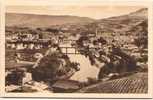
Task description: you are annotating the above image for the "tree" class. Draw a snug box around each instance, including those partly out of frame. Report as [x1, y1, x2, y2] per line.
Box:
[31, 54, 61, 82]
[36, 28, 42, 31]
[28, 29, 38, 35]
[98, 45, 137, 79]
[76, 35, 89, 47]
[45, 28, 59, 33]
[31, 53, 80, 83]
[134, 35, 148, 49]
[97, 37, 107, 45]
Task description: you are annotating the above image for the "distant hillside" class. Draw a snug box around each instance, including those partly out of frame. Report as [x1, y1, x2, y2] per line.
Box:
[59, 8, 148, 36]
[6, 8, 148, 36]
[91, 8, 148, 34]
[129, 8, 148, 18]
[6, 13, 95, 28]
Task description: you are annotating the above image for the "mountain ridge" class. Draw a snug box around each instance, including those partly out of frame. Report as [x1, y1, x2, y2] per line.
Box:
[6, 8, 148, 34]
[6, 13, 95, 28]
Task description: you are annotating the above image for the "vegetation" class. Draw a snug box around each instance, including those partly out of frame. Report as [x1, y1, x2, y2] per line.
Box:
[134, 33, 148, 49]
[31, 53, 79, 83]
[5, 8, 148, 93]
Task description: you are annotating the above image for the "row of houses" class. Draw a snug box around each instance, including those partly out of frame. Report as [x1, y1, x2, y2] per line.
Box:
[6, 32, 46, 41]
[6, 39, 52, 50]
[5, 29, 69, 50]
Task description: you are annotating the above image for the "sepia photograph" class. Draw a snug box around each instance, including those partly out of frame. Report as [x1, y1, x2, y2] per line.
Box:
[2, 0, 153, 98]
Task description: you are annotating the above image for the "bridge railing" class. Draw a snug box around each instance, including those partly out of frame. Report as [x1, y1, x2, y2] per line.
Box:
[59, 46, 103, 54]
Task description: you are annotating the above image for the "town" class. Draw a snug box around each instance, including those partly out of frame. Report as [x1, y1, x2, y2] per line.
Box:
[5, 8, 148, 93]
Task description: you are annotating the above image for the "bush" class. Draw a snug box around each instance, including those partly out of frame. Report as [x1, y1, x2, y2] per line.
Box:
[31, 53, 80, 83]
[31, 54, 62, 82]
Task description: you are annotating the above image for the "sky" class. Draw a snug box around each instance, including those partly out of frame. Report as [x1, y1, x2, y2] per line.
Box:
[6, 0, 145, 19]
[6, 6, 144, 19]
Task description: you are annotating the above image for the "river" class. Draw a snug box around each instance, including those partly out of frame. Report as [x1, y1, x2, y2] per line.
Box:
[59, 43, 100, 82]
[69, 54, 100, 82]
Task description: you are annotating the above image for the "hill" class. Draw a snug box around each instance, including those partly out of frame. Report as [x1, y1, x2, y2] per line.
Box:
[58, 8, 148, 38]
[6, 13, 95, 28]
[91, 8, 148, 34]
